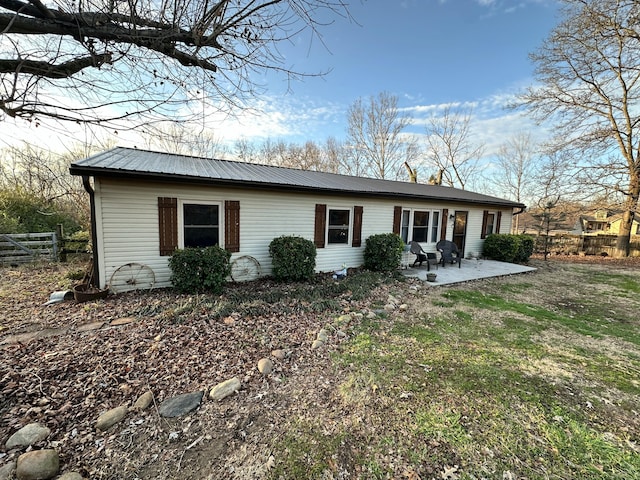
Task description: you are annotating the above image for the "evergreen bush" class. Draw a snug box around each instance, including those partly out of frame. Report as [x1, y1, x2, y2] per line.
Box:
[269, 235, 317, 281]
[364, 233, 404, 272]
[168, 246, 231, 293]
[483, 234, 534, 263]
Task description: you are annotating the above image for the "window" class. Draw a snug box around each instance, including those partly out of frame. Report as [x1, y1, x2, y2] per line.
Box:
[398, 209, 441, 244]
[412, 211, 430, 242]
[481, 210, 500, 239]
[183, 203, 219, 248]
[328, 208, 350, 244]
[485, 213, 495, 236]
[159, 198, 240, 255]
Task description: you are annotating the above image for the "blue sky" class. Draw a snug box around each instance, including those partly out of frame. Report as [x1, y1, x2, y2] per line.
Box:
[210, 0, 561, 146]
[2, 0, 561, 155]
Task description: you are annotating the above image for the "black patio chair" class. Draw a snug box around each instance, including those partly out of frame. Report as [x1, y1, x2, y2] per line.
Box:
[436, 240, 462, 268]
[410, 241, 438, 271]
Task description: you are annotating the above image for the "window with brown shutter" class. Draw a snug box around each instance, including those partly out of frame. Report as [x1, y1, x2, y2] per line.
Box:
[352, 206, 363, 247]
[158, 197, 178, 256]
[496, 211, 502, 234]
[314, 204, 326, 248]
[225, 200, 240, 253]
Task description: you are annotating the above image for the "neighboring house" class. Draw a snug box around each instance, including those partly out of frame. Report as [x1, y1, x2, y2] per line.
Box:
[573, 209, 640, 235]
[69, 147, 526, 291]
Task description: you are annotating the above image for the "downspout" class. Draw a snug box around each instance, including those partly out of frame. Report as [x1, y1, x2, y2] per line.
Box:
[513, 206, 526, 215]
[82, 176, 99, 288]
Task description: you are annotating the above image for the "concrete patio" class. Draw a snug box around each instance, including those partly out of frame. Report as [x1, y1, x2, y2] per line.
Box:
[401, 258, 537, 286]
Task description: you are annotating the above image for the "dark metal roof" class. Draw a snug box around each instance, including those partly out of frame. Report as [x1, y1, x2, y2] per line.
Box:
[70, 147, 525, 208]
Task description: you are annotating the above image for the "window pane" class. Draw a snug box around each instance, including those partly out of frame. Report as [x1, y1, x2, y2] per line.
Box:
[185, 227, 219, 248]
[486, 213, 495, 235]
[401, 210, 410, 243]
[184, 204, 219, 247]
[430, 211, 440, 243]
[185, 204, 218, 226]
[412, 211, 429, 243]
[329, 209, 350, 226]
[328, 209, 350, 244]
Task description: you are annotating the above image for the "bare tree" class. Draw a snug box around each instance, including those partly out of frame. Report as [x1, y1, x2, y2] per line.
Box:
[146, 123, 228, 158]
[346, 91, 416, 180]
[530, 150, 574, 259]
[493, 132, 540, 232]
[424, 105, 484, 190]
[0, 0, 350, 128]
[518, 0, 640, 257]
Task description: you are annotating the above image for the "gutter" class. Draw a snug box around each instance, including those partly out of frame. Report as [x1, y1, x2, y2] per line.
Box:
[513, 206, 526, 215]
[82, 176, 100, 288]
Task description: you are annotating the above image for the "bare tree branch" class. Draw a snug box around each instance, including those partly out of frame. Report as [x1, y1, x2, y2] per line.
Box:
[0, 0, 351, 127]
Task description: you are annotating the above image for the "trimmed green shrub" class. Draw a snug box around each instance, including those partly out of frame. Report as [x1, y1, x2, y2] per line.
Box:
[169, 246, 231, 293]
[269, 235, 317, 281]
[364, 233, 404, 272]
[483, 234, 534, 263]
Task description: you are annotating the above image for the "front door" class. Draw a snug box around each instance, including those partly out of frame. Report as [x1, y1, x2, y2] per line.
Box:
[453, 211, 468, 256]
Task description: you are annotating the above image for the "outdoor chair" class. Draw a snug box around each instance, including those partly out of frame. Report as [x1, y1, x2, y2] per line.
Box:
[436, 240, 462, 268]
[410, 241, 438, 271]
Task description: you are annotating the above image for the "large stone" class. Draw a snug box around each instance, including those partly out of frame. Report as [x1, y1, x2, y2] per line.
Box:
[0, 461, 16, 480]
[209, 377, 241, 401]
[158, 391, 204, 418]
[58, 473, 84, 480]
[96, 405, 128, 431]
[132, 391, 154, 411]
[271, 349, 286, 360]
[6, 423, 50, 449]
[257, 358, 273, 375]
[317, 329, 329, 342]
[16, 449, 59, 480]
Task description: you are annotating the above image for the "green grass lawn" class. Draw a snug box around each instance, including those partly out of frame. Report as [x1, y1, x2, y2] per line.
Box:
[270, 262, 640, 479]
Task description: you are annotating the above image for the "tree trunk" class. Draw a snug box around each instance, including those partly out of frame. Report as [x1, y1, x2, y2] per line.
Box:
[615, 215, 631, 257]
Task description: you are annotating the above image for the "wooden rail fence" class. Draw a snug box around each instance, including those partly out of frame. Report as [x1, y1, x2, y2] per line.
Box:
[534, 234, 640, 257]
[0, 232, 58, 265]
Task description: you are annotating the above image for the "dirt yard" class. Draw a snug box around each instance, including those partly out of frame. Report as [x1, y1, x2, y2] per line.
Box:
[1, 256, 639, 479]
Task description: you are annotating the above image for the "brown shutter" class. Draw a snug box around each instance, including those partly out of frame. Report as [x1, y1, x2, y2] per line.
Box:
[314, 204, 326, 248]
[496, 211, 502, 234]
[393, 206, 402, 234]
[158, 197, 178, 256]
[225, 200, 240, 253]
[481, 210, 489, 239]
[440, 208, 448, 240]
[352, 206, 363, 247]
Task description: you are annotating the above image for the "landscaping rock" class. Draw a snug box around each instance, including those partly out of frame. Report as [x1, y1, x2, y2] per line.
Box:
[158, 391, 204, 418]
[6, 423, 50, 449]
[96, 405, 128, 431]
[257, 358, 273, 375]
[132, 391, 154, 411]
[110, 316, 136, 326]
[311, 339, 324, 349]
[317, 329, 329, 342]
[0, 461, 16, 480]
[271, 349, 286, 360]
[58, 473, 84, 480]
[16, 449, 59, 480]
[210, 377, 241, 401]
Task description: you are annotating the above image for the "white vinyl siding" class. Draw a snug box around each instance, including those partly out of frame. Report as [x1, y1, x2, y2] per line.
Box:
[93, 177, 514, 288]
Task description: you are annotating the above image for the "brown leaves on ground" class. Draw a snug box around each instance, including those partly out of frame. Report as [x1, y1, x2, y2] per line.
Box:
[0, 262, 394, 479]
